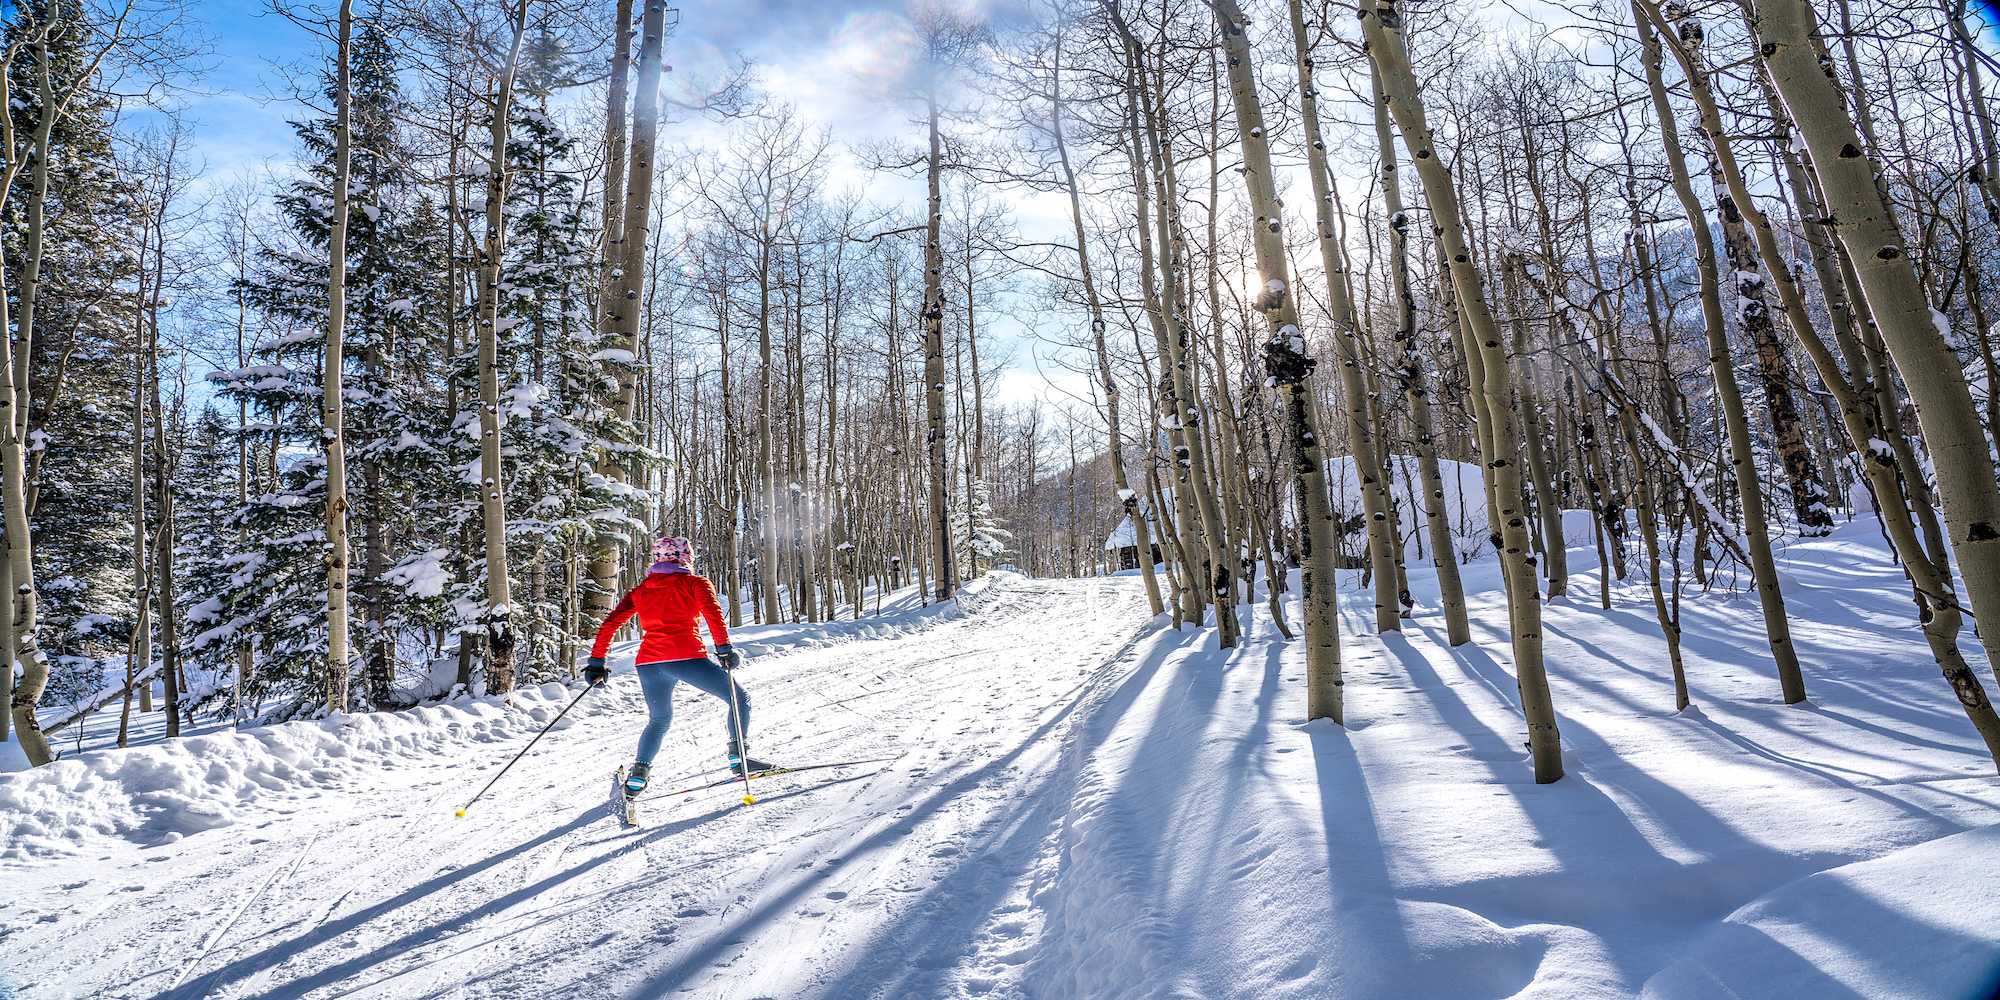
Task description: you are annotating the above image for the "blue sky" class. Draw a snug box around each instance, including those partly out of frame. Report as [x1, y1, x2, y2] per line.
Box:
[155, 0, 1079, 404]
[162, 0, 979, 184]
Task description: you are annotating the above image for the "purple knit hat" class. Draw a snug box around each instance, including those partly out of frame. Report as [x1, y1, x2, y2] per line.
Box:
[649, 536, 694, 573]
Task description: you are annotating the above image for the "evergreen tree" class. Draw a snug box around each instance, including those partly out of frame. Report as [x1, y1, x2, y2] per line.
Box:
[199, 18, 457, 716]
[952, 478, 1012, 578]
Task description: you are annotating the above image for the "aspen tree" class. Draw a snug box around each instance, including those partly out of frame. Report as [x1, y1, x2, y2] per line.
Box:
[1112, 39, 1202, 626]
[593, 0, 667, 622]
[906, 4, 978, 605]
[322, 0, 355, 712]
[1630, 0, 1807, 704]
[128, 318, 152, 735]
[1945, 0, 2000, 224]
[1754, 0, 2000, 694]
[1638, 1, 1833, 538]
[1370, 59, 1467, 643]
[147, 279, 181, 736]
[1209, 0, 1343, 719]
[472, 0, 532, 695]
[1359, 0, 1563, 779]
[1614, 386, 1690, 709]
[1507, 119, 1572, 598]
[1047, 15, 1163, 615]
[1196, 55, 1253, 609]
[1287, 0, 1399, 634]
[1124, 20, 1238, 645]
[0, 11, 60, 762]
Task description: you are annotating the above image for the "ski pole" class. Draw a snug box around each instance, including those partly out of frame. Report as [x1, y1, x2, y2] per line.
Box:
[725, 666, 756, 805]
[455, 684, 594, 817]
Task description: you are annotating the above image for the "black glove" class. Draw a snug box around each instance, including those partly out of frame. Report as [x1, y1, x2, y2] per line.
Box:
[714, 644, 740, 670]
[583, 657, 609, 687]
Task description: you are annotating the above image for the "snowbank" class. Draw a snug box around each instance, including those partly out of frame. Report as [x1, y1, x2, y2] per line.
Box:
[1641, 824, 2000, 1000]
[1323, 454, 1598, 564]
[0, 683, 590, 858]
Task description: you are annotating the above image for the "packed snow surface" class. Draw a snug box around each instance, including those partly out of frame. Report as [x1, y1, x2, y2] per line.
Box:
[4, 520, 2000, 999]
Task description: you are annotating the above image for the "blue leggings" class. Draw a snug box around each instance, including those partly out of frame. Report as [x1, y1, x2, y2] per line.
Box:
[633, 657, 751, 765]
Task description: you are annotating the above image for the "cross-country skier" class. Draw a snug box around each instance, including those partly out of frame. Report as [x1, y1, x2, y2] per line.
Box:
[584, 536, 771, 799]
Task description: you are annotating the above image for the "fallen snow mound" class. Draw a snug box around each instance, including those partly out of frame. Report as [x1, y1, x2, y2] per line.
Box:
[1641, 823, 2000, 1000]
[0, 684, 587, 858]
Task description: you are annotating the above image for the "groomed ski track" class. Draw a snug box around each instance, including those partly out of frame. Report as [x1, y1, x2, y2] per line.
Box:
[6, 574, 1168, 1000]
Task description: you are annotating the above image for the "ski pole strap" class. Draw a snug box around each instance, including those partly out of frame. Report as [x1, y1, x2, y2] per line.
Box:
[455, 684, 592, 816]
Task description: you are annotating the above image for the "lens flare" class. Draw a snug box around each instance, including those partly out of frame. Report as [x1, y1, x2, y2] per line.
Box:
[662, 37, 729, 107]
[832, 11, 920, 92]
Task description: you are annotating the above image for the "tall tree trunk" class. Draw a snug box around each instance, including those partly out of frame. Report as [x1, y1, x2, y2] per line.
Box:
[322, 0, 355, 713]
[1360, 0, 1564, 780]
[591, 0, 665, 624]
[757, 240, 781, 624]
[1754, 0, 2000, 687]
[1124, 71, 1203, 628]
[923, 93, 956, 603]
[148, 328, 181, 738]
[1047, 24, 1163, 615]
[1289, 0, 1399, 634]
[1211, 0, 1342, 718]
[474, 2, 531, 696]
[1129, 31, 1238, 646]
[1631, 0, 1807, 704]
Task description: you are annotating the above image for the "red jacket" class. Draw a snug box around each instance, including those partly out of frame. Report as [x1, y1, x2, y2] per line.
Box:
[591, 571, 732, 664]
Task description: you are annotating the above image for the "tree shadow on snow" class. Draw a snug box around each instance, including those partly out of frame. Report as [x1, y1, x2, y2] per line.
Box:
[612, 644, 1153, 1000]
[157, 794, 784, 1000]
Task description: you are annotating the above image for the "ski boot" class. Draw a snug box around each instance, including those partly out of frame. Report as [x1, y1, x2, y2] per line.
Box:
[624, 762, 651, 799]
[726, 741, 774, 777]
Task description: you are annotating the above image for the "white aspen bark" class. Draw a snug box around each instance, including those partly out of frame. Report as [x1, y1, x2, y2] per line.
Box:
[148, 306, 181, 736]
[1360, 0, 1563, 780]
[126, 340, 150, 740]
[474, 1, 532, 695]
[1644, 2, 1833, 538]
[599, 0, 633, 258]
[1048, 23, 1162, 615]
[1, 19, 56, 762]
[0, 554, 10, 743]
[1210, 0, 1342, 718]
[923, 93, 956, 603]
[321, 0, 355, 713]
[581, 0, 632, 632]
[757, 239, 781, 623]
[1133, 51, 1238, 646]
[1112, 50, 1200, 626]
[1372, 63, 1468, 644]
[592, 0, 666, 621]
[1947, 0, 2000, 225]
[1631, 0, 1807, 704]
[1288, 0, 1399, 634]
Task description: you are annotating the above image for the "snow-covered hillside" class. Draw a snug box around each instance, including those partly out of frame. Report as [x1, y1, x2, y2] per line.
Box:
[3, 520, 1998, 999]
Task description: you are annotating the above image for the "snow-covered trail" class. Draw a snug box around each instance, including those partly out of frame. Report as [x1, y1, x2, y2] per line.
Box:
[10, 520, 2000, 1000]
[1, 573, 1158, 1000]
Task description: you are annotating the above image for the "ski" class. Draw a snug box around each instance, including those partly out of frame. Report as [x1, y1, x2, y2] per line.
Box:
[644, 756, 900, 801]
[612, 767, 639, 827]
